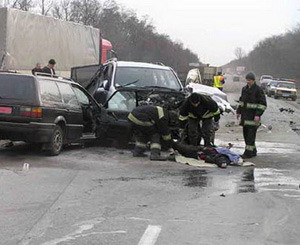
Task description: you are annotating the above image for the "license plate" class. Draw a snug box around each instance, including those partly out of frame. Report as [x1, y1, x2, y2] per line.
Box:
[282, 94, 290, 97]
[0, 107, 12, 114]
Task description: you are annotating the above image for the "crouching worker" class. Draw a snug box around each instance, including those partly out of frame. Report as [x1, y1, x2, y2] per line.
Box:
[179, 92, 220, 147]
[128, 105, 172, 161]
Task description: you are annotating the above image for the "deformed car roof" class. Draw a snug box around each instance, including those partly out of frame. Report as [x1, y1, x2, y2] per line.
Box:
[116, 61, 171, 70]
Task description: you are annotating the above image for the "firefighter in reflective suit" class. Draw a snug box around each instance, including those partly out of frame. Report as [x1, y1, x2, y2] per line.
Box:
[179, 93, 220, 147]
[128, 105, 172, 161]
[237, 72, 267, 159]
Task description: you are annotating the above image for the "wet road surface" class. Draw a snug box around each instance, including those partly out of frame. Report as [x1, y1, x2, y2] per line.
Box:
[0, 84, 300, 245]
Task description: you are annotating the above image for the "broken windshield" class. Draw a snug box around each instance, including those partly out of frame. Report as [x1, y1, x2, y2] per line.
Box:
[114, 67, 181, 90]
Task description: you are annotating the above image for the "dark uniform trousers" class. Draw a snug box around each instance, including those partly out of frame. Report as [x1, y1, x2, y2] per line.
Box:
[132, 124, 161, 155]
[188, 117, 213, 146]
[243, 126, 258, 156]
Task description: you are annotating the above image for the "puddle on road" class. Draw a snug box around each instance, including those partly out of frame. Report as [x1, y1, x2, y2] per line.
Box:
[182, 168, 300, 200]
[214, 139, 300, 154]
[181, 170, 211, 187]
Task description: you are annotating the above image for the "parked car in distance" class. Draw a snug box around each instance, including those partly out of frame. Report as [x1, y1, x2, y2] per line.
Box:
[266, 80, 280, 97]
[272, 81, 297, 101]
[259, 75, 273, 91]
[0, 73, 103, 155]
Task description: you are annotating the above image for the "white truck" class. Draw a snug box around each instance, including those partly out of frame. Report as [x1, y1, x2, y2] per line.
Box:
[0, 7, 112, 76]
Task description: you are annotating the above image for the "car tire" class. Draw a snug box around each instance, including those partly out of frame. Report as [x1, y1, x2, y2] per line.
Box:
[46, 125, 64, 156]
[292, 97, 297, 101]
[267, 92, 271, 97]
[274, 95, 279, 99]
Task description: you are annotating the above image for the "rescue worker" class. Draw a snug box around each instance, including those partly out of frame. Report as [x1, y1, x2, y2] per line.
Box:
[236, 72, 267, 159]
[179, 92, 220, 147]
[128, 105, 172, 161]
[213, 72, 225, 91]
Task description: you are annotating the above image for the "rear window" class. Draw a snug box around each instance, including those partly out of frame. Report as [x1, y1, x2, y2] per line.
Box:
[0, 75, 36, 102]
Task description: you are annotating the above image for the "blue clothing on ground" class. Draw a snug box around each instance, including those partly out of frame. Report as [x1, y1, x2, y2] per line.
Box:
[215, 147, 240, 164]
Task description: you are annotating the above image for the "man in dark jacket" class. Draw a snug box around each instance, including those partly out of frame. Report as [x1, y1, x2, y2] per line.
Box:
[179, 93, 220, 146]
[237, 72, 267, 158]
[128, 105, 172, 161]
[42, 59, 56, 75]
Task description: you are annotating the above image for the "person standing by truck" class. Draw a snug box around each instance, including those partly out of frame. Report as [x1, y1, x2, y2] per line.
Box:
[31, 62, 43, 75]
[213, 72, 225, 91]
[236, 72, 267, 159]
[42, 59, 56, 75]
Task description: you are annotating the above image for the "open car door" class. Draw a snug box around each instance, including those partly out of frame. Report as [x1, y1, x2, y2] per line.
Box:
[71, 64, 101, 88]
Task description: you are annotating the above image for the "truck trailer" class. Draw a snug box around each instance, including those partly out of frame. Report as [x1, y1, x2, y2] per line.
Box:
[0, 7, 113, 76]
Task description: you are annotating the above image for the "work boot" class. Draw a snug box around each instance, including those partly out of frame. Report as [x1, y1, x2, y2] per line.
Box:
[150, 149, 167, 161]
[150, 153, 167, 161]
[132, 147, 147, 157]
[240, 152, 256, 159]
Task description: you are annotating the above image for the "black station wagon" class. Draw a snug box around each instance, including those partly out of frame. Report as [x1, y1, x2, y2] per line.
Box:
[0, 73, 102, 155]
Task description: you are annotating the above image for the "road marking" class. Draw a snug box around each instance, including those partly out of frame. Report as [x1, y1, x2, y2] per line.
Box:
[138, 225, 162, 245]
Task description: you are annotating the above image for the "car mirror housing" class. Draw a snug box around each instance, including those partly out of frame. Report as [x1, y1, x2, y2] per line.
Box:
[94, 88, 108, 105]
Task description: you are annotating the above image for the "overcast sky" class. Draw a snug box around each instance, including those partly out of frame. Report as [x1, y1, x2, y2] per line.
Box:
[116, 0, 300, 66]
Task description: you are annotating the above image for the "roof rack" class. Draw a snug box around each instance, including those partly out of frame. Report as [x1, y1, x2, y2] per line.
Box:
[155, 62, 165, 66]
[34, 72, 72, 81]
[0, 70, 18, 73]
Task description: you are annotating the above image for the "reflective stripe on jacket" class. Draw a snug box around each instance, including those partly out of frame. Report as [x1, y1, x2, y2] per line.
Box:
[179, 93, 220, 121]
[128, 105, 171, 141]
[237, 83, 267, 126]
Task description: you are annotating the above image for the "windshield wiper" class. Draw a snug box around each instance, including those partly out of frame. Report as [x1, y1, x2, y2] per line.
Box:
[118, 79, 140, 88]
[143, 86, 178, 91]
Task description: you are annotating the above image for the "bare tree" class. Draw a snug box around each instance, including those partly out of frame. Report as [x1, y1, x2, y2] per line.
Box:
[3, 0, 34, 10]
[234, 47, 246, 60]
[52, 0, 72, 20]
[36, 0, 53, 15]
[69, 0, 101, 26]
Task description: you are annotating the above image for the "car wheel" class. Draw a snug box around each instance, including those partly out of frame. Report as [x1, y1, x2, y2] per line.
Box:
[267, 92, 271, 97]
[292, 97, 297, 101]
[47, 125, 64, 156]
[274, 95, 279, 99]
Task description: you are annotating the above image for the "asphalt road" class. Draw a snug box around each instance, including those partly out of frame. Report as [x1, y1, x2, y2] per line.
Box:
[1, 81, 300, 245]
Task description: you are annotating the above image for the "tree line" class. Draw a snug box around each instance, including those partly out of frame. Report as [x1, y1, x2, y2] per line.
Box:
[225, 26, 300, 81]
[2, 0, 200, 72]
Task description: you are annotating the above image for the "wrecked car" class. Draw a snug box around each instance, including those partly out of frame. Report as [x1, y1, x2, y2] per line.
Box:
[71, 61, 186, 145]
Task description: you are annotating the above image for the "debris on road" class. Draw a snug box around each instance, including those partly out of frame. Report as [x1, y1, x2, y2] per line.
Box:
[279, 107, 295, 114]
[220, 193, 226, 197]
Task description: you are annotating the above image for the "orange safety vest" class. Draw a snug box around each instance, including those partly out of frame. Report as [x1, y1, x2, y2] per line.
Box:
[213, 75, 224, 88]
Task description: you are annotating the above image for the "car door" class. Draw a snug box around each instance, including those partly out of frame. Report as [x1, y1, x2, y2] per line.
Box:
[56, 82, 83, 140]
[101, 90, 137, 141]
[72, 85, 102, 134]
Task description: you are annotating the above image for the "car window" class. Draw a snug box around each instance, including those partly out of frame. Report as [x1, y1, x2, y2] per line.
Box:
[56, 82, 80, 108]
[277, 83, 296, 89]
[107, 91, 136, 111]
[73, 86, 90, 105]
[39, 80, 62, 103]
[0, 75, 35, 102]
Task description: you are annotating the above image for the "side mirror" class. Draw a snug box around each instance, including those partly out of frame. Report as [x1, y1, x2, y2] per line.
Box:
[94, 88, 108, 105]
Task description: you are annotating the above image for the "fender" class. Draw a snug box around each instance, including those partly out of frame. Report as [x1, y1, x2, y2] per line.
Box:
[54, 116, 67, 125]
